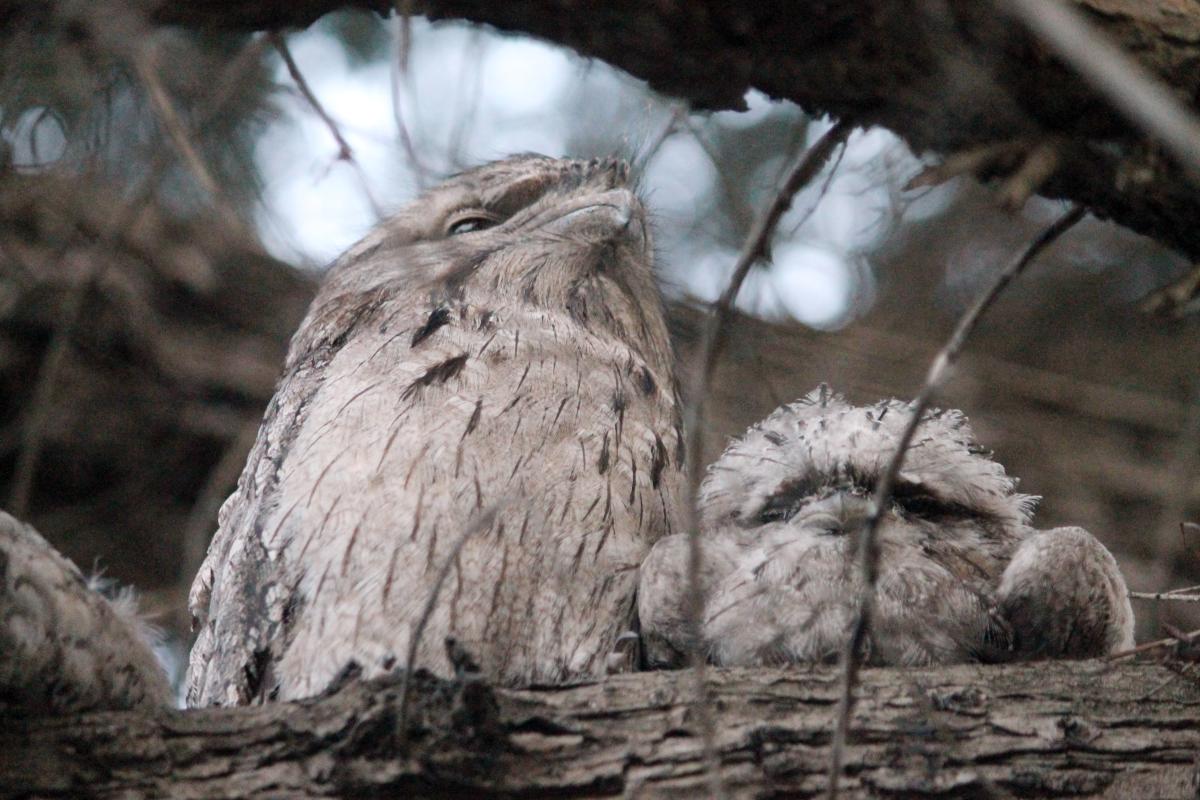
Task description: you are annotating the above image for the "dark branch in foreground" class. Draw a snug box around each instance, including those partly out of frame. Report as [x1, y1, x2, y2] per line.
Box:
[0, 661, 1196, 799]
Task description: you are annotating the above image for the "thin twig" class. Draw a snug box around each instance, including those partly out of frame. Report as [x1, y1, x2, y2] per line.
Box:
[680, 115, 758, 232]
[444, 29, 485, 171]
[6, 260, 94, 518]
[1001, 0, 1200, 180]
[270, 33, 354, 163]
[825, 203, 1085, 800]
[390, 3, 431, 188]
[633, 104, 685, 173]
[680, 117, 853, 800]
[787, 137, 849, 238]
[135, 45, 222, 202]
[397, 507, 496, 740]
[1106, 627, 1200, 662]
[1130, 591, 1200, 603]
[269, 32, 385, 220]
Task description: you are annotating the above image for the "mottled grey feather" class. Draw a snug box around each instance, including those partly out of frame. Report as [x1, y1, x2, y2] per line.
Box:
[186, 156, 685, 705]
[0, 511, 171, 712]
[639, 386, 1134, 667]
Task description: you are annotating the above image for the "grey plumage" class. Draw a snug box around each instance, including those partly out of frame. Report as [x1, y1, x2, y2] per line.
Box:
[638, 387, 1135, 667]
[186, 156, 685, 705]
[0, 511, 171, 713]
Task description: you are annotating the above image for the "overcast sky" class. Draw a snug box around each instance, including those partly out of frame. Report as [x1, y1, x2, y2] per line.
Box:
[253, 17, 954, 329]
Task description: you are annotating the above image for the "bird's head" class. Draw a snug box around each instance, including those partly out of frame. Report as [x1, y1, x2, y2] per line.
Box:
[306, 154, 668, 370]
[699, 386, 1036, 547]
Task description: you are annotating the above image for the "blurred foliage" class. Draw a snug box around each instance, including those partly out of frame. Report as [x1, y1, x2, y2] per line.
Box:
[0, 4, 276, 216]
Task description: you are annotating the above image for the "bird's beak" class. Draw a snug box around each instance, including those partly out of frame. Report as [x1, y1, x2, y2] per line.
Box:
[796, 491, 873, 537]
[537, 187, 646, 250]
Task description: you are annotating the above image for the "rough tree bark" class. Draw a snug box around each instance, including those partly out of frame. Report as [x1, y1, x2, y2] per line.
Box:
[2, 3, 1200, 799]
[111, 0, 1200, 259]
[2, 662, 1197, 798]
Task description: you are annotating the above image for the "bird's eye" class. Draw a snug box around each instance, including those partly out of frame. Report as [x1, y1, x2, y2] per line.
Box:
[891, 486, 972, 521]
[446, 211, 501, 236]
[894, 494, 944, 516]
[757, 497, 797, 525]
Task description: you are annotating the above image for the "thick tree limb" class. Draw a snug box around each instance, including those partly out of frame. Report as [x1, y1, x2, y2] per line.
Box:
[1, 661, 1196, 798]
[62, 0, 1200, 257]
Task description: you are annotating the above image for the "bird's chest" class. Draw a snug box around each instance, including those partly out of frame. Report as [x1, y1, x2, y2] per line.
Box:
[267, 302, 682, 591]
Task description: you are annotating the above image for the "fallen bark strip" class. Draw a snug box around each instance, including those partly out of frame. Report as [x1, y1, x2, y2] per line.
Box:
[1, 661, 1197, 798]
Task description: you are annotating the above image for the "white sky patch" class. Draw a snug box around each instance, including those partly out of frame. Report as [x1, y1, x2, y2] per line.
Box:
[480, 38, 571, 117]
[7, 107, 67, 169]
[771, 244, 853, 328]
[677, 244, 851, 329]
[678, 248, 740, 304]
[252, 20, 904, 326]
[642, 135, 718, 226]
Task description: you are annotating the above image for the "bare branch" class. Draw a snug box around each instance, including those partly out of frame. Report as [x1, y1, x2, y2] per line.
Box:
[1141, 263, 1200, 317]
[135, 45, 223, 201]
[269, 31, 385, 220]
[1108, 626, 1200, 662]
[389, 4, 433, 188]
[826, 203, 1086, 799]
[1001, 0, 1200, 180]
[5, 261, 93, 518]
[1130, 591, 1200, 603]
[632, 103, 685, 173]
[786, 136, 850, 238]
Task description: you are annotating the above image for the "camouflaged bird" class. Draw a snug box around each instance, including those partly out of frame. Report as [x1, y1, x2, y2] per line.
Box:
[0, 511, 171, 714]
[638, 387, 1135, 667]
[186, 156, 685, 705]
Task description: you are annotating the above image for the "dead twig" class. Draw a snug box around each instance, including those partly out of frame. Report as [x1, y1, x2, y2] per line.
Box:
[787, 133, 850, 238]
[269, 32, 385, 220]
[1130, 591, 1200, 603]
[633, 104, 686, 173]
[680, 115, 759, 232]
[826, 203, 1086, 800]
[1106, 627, 1200, 661]
[135, 44, 222, 202]
[6, 260, 94, 518]
[390, 2, 432, 188]
[1140, 263, 1200, 316]
[681, 117, 853, 800]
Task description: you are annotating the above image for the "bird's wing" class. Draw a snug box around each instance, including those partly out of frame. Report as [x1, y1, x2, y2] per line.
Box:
[994, 526, 1135, 659]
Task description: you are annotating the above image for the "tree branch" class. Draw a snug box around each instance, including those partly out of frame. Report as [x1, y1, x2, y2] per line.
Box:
[1, 660, 1195, 798]
[77, 0, 1200, 257]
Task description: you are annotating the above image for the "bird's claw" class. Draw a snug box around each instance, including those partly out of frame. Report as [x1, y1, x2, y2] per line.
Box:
[605, 630, 641, 675]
